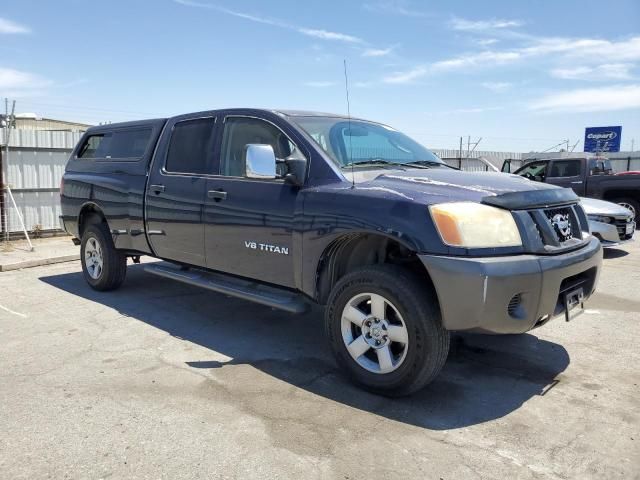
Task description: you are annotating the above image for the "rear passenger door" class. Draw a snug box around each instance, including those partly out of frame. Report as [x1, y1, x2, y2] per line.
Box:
[145, 116, 217, 266]
[546, 159, 585, 195]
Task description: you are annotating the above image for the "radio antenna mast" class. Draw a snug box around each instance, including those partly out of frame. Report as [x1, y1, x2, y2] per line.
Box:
[343, 59, 355, 188]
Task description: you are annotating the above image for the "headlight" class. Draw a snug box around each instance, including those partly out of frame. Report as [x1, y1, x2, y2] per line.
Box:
[429, 202, 522, 248]
[587, 215, 611, 224]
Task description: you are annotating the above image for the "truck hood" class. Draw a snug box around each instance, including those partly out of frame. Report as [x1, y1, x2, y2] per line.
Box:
[350, 167, 577, 208]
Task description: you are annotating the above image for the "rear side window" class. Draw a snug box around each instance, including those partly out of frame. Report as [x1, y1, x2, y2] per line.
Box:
[77, 134, 106, 159]
[165, 118, 216, 174]
[548, 160, 581, 177]
[77, 128, 152, 160]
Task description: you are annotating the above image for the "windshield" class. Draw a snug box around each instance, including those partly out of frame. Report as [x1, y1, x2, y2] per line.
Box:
[291, 116, 443, 168]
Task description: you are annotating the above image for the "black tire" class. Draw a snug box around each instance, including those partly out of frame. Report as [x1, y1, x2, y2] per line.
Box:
[325, 264, 449, 397]
[612, 197, 640, 224]
[80, 222, 127, 291]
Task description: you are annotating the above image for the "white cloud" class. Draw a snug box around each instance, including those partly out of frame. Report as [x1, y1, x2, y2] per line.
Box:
[0, 17, 30, 34]
[522, 36, 640, 62]
[0, 67, 50, 98]
[551, 63, 634, 80]
[382, 51, 523, 84]
[481, 81, 513, 92]
[174, 0, 363, 43]
[476, 38, 499, 46]
[450, 17, 522, 31]
[303, 81, 336, 88]
[363, 1, 429, 17]
[298, 28, 363, 43]
[362, 46, 395, 57]
[427, 36, 640, 76]
[529, 84, 640, 112]
[383, 65, 428, 84]
[0, 67, 50, 89]
[432, 51, 521, 71]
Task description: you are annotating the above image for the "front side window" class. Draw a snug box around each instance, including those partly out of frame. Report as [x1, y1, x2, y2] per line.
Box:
[220, 117, 295, 177]
[548, 160, 581, 177]
[165, 118, 216, 174]
[292, 116, 442, 168]
[514, 161, 548, 181]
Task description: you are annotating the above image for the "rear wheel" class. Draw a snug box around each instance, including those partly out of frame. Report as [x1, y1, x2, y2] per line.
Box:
[325, 264, 449, 397]
[81, 222, 127, 291]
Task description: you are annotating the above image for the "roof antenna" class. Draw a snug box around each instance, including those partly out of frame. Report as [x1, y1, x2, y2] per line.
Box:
[343, 59, 355, 188]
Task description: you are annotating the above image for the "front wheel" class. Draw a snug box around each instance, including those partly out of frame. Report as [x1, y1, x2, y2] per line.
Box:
[81, 222, 127, 291]
[325, 265, 449, 397]
[612, 197, 639, 224]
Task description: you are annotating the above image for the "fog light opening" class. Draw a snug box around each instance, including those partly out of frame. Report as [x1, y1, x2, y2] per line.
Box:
[507, 293, 522, 317]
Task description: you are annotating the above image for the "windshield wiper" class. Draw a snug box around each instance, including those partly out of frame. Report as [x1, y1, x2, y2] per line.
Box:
[343, 159, 397, 167]
[342, 158, 455, 170]
[343, 158, 432, 169]
[403, 160, 456, 169]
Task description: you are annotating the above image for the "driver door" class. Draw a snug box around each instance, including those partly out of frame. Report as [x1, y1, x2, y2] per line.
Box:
[203, 115, 301, 287]
[546, 159, 585, 195]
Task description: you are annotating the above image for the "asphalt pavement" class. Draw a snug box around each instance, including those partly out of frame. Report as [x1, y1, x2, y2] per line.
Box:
[0, 242, 638, 479]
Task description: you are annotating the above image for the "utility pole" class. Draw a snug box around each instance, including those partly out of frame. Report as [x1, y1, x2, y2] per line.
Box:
[570, 140, 580, 152]
[469, 137, 482, 156]
[632, 138, 635, 152]
[3, 99, 16, 243]
[458, 136, 463, 169]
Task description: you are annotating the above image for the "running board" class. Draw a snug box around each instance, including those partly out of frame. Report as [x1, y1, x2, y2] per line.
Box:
[144, 262, 309, 314]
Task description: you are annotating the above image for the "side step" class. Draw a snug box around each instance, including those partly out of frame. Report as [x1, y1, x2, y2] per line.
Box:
[144, 262, 309, 314]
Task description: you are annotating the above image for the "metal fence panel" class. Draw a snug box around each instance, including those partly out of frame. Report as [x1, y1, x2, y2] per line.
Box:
[2, 129, 79, 233]
[6, 149, 69, 189]
[7, 191, 62, 231]
[443, 158, 491, 172]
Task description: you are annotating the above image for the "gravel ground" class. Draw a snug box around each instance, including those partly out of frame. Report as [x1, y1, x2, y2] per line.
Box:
[0, 241, 638, 479]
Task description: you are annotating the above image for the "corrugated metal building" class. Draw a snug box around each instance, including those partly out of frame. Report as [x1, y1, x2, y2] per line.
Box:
[1, 113, 91, 132]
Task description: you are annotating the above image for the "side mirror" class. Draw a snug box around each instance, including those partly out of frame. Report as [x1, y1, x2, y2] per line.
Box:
[245, 144, 276, 179]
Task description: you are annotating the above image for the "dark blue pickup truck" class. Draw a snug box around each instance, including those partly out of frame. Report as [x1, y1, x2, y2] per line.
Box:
[61, 108, 602, 395]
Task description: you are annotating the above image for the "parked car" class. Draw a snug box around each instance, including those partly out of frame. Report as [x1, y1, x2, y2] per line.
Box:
[502, 157, 640, 223]
[60, 109, 602, 396]
[580, 197, 635, 247]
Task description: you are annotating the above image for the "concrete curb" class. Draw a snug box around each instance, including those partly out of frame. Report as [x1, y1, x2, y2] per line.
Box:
[0, 254, 80, 272]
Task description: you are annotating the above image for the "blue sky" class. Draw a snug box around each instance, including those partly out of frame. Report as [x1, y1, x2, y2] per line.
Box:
[1, 0, 639, 151]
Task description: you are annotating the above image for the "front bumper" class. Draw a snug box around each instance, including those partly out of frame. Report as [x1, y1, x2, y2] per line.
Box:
[589, 219, 635, 247]
[419, 236, 602, 334]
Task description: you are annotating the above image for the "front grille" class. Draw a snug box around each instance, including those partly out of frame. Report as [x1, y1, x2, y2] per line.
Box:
[543, 206, 580, 243]
[525, 202, 588, 251]
[614, 218, 634, 241]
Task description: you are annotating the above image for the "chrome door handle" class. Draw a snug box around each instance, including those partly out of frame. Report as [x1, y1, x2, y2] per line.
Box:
[570, 181, 583, 184]
[150, 184, 165, 193]
[207, 190, 228, 201]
